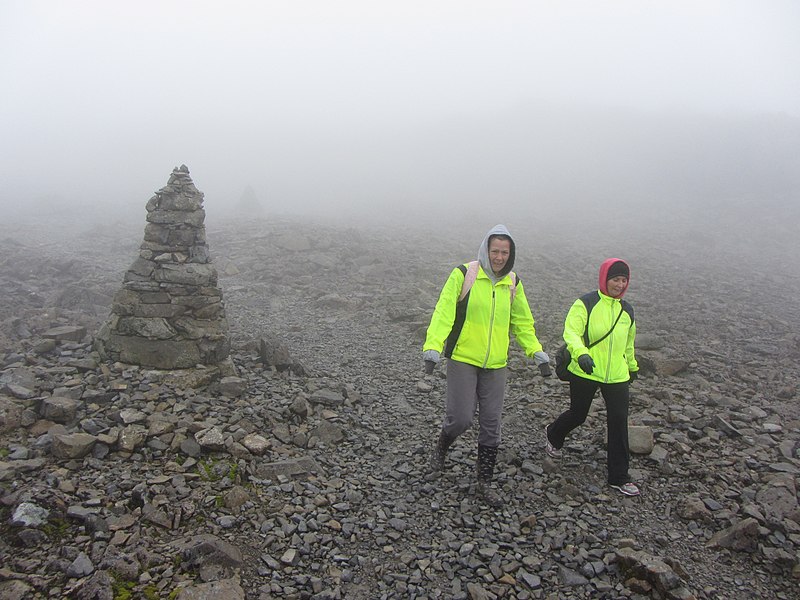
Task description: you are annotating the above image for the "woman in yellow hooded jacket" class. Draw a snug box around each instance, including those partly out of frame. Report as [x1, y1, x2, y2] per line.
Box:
[544, 258, 641, 496]
[423, 224, 550, 508]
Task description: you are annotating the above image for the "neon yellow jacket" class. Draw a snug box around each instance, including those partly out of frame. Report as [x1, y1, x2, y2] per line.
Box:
[565, 291, 638, 383]
[424, 265, 544, 369]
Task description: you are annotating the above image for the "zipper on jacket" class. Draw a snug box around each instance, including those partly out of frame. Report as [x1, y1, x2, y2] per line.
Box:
[603, 301, 620, 383]
[482, 288, 497, 368]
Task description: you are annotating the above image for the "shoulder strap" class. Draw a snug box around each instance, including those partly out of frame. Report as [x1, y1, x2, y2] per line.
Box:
[620, 299, 634, 323]
[459, 261, 518, 304]
[580, 296, 625, 348]
[588, 304, 625, 348]
[508, 272, 517, 304]
[578, 292, 597, 346]
[458, 261, 479, 302]
[578, 291, 628, 347]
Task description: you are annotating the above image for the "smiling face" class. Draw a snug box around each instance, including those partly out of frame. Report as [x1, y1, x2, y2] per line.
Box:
[488, 237, 511, 275]
[606, 275, 628, 298]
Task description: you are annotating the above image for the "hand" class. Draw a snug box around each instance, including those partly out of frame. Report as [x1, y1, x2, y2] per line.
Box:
[423, 350, 440, 373]
[533, 351, 550, 366]
[628, 370, 638, 383]
[577, 354, 595, 375]
[538, 362, 552, 377]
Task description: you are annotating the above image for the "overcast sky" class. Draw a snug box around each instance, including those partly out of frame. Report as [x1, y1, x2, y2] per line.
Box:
[1, 1, 798, 220]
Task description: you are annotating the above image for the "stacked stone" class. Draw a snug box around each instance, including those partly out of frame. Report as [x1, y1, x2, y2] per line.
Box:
[96, 165, 230, 369]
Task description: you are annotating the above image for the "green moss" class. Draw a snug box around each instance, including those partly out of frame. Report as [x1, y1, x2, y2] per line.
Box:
[0, 447, 9, 458]
[143, 584, 160, 600]
[111, 577, 135, 600]
[42, 517, 70, 542]
[197, 458, 219, 481]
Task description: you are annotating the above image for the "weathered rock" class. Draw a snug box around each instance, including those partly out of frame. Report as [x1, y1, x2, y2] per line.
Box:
[51, 432, 96, 459]
[42, 325, 87, 343]
[176, 534, 244, 582]
[241, 433, 269, 455]
[756, 475, 799, 527]
[10, 502, 49, 527]
[117, 425, 147, 452]
[311, 420, 346, 444]
[195, 427, 226, 451]
[614, 548, 683, 594]
[707, 518, 760, 552]
[309, 388, 345, 407]
[0, 580, 35, 600]
[259, 336, 294, 370]
[66, 552, 95, 578]
[252, 456, 322, 481]
[628, 425, 654, 454]
[0, 396, 22, 431]
[39, 396, 79, 423]
[175, 577, 246, 600]
[216, 376, 246, 397]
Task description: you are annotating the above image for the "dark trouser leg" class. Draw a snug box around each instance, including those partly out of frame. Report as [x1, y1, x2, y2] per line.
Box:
[476, 366, 506, 447]
[441, 359, 479, 439]
[547, 374, 598, 449]
[431, 360, 478, 473]
[600, 382, 631, 485]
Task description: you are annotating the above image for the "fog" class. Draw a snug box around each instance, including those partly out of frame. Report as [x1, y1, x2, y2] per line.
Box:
[1, 1, 799, 228]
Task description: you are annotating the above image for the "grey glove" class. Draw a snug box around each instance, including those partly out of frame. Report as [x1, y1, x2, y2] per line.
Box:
[577, 354, 595, 375]
[423, 349, 440, 374]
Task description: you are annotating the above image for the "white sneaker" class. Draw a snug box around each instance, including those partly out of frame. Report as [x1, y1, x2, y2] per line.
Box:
[544, 426, 561, 458]
[610, 482, 641, 496]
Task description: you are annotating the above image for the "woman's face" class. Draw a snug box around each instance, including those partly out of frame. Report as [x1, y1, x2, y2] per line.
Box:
[607, 275, 628, 297]
[488, 238, 511, 275]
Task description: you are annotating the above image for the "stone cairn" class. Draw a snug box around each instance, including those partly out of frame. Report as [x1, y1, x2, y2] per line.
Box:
[95, 165, 230, 369]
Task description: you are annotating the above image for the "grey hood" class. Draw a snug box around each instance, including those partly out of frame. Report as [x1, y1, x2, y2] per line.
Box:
[477, 224, 516, 284]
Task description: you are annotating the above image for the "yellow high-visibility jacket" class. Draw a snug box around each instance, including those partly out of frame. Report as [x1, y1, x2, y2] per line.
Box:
[565, 290, 638, 383]
[424, 264, 543, 369]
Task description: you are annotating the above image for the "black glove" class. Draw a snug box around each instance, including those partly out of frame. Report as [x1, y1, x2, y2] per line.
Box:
[538, 362, 552, 377]
[424, 360, 436, 375]
[628, 370, 638, 383]
[577, 354, 595, 375]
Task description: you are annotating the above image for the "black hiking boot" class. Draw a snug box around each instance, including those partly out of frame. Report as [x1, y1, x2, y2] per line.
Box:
[476, 444, 503, 509]
[429, 431, 455, 473]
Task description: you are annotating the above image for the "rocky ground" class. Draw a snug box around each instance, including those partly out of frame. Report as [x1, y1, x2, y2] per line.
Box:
[0, 204, 799, 600]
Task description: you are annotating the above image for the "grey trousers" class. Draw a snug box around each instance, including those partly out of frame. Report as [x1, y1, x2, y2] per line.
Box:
[441, 359, 507, 447]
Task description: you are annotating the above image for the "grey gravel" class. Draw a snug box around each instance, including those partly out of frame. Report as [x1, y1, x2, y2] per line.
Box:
[0, 206, 799, 599]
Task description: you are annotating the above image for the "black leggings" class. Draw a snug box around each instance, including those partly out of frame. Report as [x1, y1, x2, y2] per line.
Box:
[547, 374, 631, 485]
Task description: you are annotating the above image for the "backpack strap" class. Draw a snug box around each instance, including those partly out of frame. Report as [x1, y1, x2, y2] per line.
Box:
[459, 260, 517, 304]
[509, 272, 518, 304]
[578, 292, 599, 346]
[458, 261, 480, 302]
[578, 291, 634, 347]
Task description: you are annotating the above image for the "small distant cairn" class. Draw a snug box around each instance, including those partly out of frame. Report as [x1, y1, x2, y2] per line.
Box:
[95, 165, 230, 369]
[236, 184, 264, 216]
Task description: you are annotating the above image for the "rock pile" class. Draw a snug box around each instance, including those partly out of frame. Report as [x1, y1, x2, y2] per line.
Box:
[95, 166, 230, 370]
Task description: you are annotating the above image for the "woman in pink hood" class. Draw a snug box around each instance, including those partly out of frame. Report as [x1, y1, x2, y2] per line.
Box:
[544, 258, 641, 496]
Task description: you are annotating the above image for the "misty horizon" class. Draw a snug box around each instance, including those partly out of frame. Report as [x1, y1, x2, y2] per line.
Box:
[2, 2, 799, 224]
